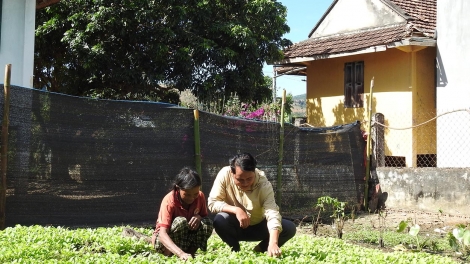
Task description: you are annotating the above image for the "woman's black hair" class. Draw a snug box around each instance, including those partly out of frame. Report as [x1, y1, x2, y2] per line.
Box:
[229, 152, 257, 173]
[172, 167, 202, 191]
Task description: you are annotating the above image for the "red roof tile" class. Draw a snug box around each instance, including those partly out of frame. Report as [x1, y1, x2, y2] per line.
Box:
[284, 24, 407, 58]
[390, 0, 437, 34]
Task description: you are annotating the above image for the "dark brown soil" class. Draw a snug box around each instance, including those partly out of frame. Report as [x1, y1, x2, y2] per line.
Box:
[295, 208, 470, 235]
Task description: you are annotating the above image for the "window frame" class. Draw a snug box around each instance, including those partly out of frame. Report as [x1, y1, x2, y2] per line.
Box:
[344, 61, 364, 108]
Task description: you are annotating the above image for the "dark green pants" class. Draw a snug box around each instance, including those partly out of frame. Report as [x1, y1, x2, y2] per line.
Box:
[154, 216, 213, 253]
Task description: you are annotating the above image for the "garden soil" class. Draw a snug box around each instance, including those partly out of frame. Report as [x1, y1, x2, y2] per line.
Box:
[295, 207, 470, 236]
[130, 207, 470, 237]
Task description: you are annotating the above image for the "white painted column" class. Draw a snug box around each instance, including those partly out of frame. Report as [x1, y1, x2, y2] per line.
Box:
[0, 0, 36, 87]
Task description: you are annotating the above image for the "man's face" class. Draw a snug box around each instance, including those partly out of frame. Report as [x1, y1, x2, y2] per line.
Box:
[232, 165, 255, 191]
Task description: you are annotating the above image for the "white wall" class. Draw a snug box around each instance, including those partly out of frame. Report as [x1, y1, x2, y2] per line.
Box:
[0, 0, 35, 87]
[311, 0, 405, 38]
[377, 168, 470, 215]
[436, 0, 470, 167]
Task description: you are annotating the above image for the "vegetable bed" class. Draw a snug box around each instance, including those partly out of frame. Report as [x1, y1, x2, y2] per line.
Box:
[0, 225, 459, 263]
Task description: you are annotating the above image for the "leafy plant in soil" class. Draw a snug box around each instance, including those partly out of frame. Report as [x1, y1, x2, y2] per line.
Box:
[397, 220, 426, 251]
[377, 209, 387, 247]
[312, 202, 324, 236]
[316, 196, 347, 239]
[448, 224, 470, 259]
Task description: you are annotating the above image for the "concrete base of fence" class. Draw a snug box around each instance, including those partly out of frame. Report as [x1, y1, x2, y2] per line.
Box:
[376, 167, 470, 216]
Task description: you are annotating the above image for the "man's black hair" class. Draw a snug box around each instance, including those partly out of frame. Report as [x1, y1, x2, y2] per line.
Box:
[229, 153, 257, 173]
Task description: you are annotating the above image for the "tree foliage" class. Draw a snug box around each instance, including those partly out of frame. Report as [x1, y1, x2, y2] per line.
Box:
[34, 0, 291, 103]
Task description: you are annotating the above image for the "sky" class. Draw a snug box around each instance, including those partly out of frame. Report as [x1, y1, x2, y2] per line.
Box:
[263, 0, 335, 96]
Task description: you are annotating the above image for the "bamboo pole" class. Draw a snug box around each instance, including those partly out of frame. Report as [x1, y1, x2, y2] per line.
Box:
[272, 68, 277, 103]
[364, 77, 374, 211]
[276, 89, 286, 207]
[1, 64, 11, 230]
[193, 109, 201, 176]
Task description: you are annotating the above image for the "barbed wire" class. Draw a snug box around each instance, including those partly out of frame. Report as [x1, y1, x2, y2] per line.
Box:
[373, 108, 470, 130]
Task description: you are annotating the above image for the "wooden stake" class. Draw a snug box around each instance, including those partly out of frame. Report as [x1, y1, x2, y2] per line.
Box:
[276, 89, 286, 208]
[364, 77, 374, 211]
[1, 64, 11, 230]
[193, 109, 201, 177]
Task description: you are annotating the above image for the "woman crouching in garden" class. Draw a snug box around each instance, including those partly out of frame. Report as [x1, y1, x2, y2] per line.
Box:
[151, 167, 213, 261]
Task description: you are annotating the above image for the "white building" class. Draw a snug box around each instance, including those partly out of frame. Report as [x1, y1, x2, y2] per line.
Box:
[436, 1, 470, 167]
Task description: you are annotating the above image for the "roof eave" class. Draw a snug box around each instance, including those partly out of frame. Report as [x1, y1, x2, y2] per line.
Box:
[276, 45, 388, 65]
[388, 37, 437, 48]
[274, 66, 308, 76]
[276, 38, 436, 65]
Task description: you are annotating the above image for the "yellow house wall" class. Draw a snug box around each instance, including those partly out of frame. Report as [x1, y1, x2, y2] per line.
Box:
[413, 48, 437, 163]
[306, 47, 436, 166]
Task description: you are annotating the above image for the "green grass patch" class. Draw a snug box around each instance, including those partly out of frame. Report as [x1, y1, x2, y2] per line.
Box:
[0, 225, 460, 263]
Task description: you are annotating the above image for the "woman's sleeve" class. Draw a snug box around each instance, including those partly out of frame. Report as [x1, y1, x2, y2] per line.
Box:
[158, 195, 175, 229]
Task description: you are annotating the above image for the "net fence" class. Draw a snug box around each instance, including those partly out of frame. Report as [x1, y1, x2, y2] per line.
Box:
[1, 85, 365, 227]
[371, 109, 470, 168]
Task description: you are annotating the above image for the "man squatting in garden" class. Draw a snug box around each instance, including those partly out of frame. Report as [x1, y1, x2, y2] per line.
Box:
[151, 167, 213, 261]
[208, 152, 296, 257]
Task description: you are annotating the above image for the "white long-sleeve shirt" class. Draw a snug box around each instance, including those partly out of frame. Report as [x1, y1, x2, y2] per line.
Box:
[208, 166, 283, 231]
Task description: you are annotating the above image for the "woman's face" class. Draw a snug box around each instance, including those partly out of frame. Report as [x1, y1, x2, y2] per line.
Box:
[179, 186, 200, 205]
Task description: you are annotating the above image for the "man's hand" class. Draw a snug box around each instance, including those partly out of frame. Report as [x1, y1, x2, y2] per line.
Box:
[188, 214, 201, 230]
[267, 229, 281, 257]
[267, 243, 282, 258]
[235, 207, 250, 229]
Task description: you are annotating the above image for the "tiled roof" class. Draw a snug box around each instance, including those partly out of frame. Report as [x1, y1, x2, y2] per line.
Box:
[36, 0, 60, 9]
[275, 65, 307, 76]
[282, 0, 436, 60]
[390, 0, 437, 35]
[284, 24, 406, 58]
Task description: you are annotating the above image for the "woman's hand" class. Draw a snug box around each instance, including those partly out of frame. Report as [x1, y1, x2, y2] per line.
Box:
[177, 251, 193, 261]
[189, 214, 202, 230]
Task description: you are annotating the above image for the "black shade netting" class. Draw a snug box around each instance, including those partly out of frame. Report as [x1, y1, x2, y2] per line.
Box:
[0, 85, 365, 226]
[1, 86, 195, 226]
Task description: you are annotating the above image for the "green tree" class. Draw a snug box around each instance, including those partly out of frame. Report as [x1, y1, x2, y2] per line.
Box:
[34, 0, 291, 103]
